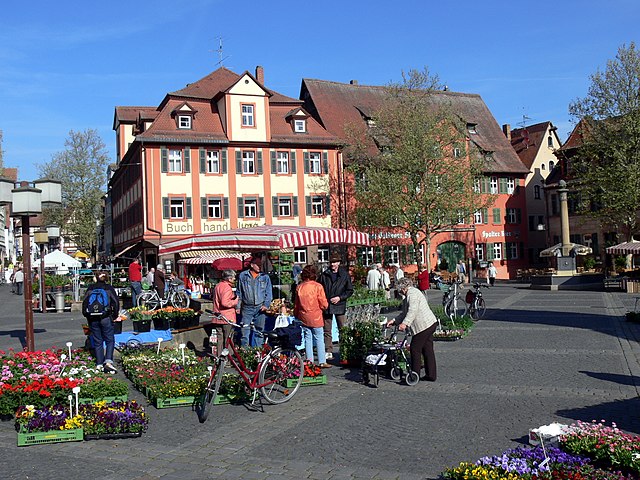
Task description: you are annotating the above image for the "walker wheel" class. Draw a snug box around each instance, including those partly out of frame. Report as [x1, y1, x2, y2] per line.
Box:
[390, 366, 402, 381]
[405, 371, 420, 386]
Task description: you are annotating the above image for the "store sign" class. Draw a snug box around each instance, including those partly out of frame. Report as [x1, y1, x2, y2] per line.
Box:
[203, 222, 230, 232]
[480, 230, 520, 239]
[369, 232, 410, 240]
[165, 222, 193, 234]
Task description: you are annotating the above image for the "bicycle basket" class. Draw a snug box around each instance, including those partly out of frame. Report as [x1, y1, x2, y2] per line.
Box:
[272, 324, 302, 349]
[439, 283, 450, 292]
[465, 291, 475, 304]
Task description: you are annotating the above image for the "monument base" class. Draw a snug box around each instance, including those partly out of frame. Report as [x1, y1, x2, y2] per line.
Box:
[530, 272, 605, 291]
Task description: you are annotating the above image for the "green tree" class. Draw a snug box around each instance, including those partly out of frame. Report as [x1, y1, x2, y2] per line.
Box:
[38, 129, 110, 256]
[568, 42, 640, 242]
[344, 68, 494, 271]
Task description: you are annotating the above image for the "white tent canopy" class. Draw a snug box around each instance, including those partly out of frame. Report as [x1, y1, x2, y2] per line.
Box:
[43, 249, 81, 274]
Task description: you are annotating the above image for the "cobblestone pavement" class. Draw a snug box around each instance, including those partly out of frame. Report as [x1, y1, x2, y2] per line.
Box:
[1, 283, 639, 479]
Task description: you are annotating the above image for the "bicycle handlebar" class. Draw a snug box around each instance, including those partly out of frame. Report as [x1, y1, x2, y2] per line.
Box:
[472, 283, 489, 289]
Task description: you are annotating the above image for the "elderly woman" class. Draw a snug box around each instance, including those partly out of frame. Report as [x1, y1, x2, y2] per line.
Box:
[212, 269, 239, 353]
[387, 277, 438, 381]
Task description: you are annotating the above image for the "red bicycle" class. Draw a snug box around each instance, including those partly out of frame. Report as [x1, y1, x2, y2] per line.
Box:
[199, 313, 304, 423]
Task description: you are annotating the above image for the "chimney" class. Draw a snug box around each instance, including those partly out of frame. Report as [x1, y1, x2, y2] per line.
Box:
[502, 124, 511, 142]
[255, 65, 264, 84]
[350, 80, 358, 85]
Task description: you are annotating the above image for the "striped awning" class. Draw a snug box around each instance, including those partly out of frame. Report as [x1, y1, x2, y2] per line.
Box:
[177, 249, 245, 265]
[159, 225, 370, 255]
[606, 241, 640, 255]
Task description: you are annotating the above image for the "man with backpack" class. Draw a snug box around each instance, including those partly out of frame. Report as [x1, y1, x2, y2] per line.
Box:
[82, 271, 119, 374]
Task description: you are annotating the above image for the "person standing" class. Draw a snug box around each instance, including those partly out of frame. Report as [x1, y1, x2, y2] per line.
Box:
[237, 255, 273, 347]
[82, 271, 119, 374]
[366, 264, 381, 291]
[212, 269, 239, 353]
[386, 277, 438, 382]
[487, 262, 497, 286]
[318, 253, 354, 361]
[128, 257, 143, 307]
[295, 265, 331, 368]
[456, 259, 467, 285]
[14, 267, 24, 295]
[417, 265, 430, 298]
[153, 264, 166, 299]
[379, 264, 391, 300]
[146, 267, 155, 285]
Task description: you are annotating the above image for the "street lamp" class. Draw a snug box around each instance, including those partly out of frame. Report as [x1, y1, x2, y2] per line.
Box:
[0, 177, 62, 351]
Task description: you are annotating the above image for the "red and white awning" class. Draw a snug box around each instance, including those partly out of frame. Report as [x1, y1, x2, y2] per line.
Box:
[160, 225, 370, 255]
[177, 249, 245, 264]
[606, 241, 640, 255]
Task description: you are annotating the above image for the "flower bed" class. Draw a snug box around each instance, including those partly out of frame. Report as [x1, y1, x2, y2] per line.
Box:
[442, 421, 640, 479]
[126, 306, 200, 330]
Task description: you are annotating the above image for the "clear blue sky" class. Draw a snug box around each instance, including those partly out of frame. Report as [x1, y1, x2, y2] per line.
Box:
[1, 0, 638, 182]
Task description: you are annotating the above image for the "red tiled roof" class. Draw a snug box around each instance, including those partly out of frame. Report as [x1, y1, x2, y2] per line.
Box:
[301, 79, 529, 175]
[510, 121, 551, 169]
[170, 67, 242, 99]
[269, 105, 337, 145]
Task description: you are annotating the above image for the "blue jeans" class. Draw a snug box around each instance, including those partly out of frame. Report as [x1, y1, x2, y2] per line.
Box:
[130, 281, 142, 307]
[240, 305, 266, 347]
[302, 326, 326, 364]
[89, 316, 115, 366]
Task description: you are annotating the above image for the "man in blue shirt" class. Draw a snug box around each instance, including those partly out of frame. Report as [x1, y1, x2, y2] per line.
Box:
[237, 255, 273, 346]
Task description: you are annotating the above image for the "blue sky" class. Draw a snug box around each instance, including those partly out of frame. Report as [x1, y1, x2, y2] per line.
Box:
[1, 0, 638, 182]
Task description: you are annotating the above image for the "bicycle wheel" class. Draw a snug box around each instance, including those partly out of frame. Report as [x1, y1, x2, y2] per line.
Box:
[445, 296, 468, 319]
[170, 291, 190, 309]
[200, 359, 225, 423]
[259, 347, 303, 404]
[470, 297, 486, 320]
[137, 291, 159, 310]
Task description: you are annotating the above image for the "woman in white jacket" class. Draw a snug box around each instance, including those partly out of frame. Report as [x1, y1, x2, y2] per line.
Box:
[387, 277, 438, 381]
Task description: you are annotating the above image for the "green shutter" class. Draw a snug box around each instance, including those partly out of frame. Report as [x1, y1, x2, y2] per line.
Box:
[272, 196, 279, 217]
[499, 177, 507, 194]
[199, 148, 206, 173]
[482, 208, 489, 224]
[325, 195, 330, 215]
[162, 197, 169, 219]
[161, 147, 168, 173]
[258, 197, 264, 218]
[493, 208, 501, 224]
[292, 196, 298, 216]
[221, 149, 228, 174]
[322, 152, 329, 174]
[201, 197, 208, 219]
[290, 151, 297, 173]
[303, 152, 310, 173]
[237, 198, 244, 218]
[305, 196, 312, 215]
[257, 151, 263, 174]
[486, 243, 494, 260]
[223, 198, 229, 219]
[184, 148, 191, 173]
[271, 151, 277, 173]
[185, 197, 192, 219]
[236, 151, 242, 174]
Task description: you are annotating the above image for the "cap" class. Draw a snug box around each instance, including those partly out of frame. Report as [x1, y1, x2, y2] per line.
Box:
[329, 253, 342, 263]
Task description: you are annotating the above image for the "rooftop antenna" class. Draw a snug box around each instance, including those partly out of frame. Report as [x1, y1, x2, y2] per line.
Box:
[517, 113, 531, 129]
[211, 37, 231, 67]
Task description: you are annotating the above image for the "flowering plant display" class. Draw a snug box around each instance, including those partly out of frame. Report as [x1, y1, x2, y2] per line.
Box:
[15, 404, 83, 432]
[303, 361, 322, 378]
[127, 306, 154, 322]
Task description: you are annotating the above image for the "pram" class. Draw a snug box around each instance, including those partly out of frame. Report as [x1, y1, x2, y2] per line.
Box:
[361, 323, 420, 387]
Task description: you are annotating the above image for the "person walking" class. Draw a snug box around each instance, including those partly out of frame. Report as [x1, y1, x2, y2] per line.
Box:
[294, 265, 331, 368]
[318, 253, 354, 361]
[366, 264, 382, 291]
[212, 269, 239, 353]
[417, 265, 430, 298]
[487, 262, 497, 286]
[128, 257, 143, 307]
[237, 254, 273, 347]
[386, 277, 438, 382]
[14, 267, 24, 295]
[82, 271, 119, 374]
[456, 259, 467, 285]
[153, 264, 166, 299]
[379, 264, 391, 300]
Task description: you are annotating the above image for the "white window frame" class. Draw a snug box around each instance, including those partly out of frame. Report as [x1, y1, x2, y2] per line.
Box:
[242, 151, 255, 174]
[207, 151, 220, 174]
[453, 147, 461, 158]
[474, 210, 483, 224]
[388, 246, 399, 264]
[309, 152, 322, 174]
[473, 178, 481, 193]
[294, 248, 307, 264]
[178, 115, 191, 129]
[507, 208, 517, 224]
[507, 178, 515, 194]
[490, 176, 498, 194]
[277, 152, 289, 174]
[207, 198, 222, 219]
[493, 243, 502, 260]
[278, 197, 292, 217]
[294, 119, 306, 133]
[170, 198, 184, 219]
[317, 247, 330, 263]
[475, 244, 484, 261]
[169, 149, 182, 173]
[311, 196, 324, 216]
[361, 247, 374, 265]
[457, 211, 466, 224]
[241, 104, 254, 127]
[244, 198, 257, 218]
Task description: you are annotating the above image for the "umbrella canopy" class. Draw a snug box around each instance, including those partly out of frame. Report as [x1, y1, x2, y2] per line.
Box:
[539, 243, 592, 258]
[43, 250, 81, 273]
[606, 241, 640, 255]
[212, 257, 243, 271]
[177, 250, 244, 265]
[73, 250, 89, 259]
[159, 225, 370, 255]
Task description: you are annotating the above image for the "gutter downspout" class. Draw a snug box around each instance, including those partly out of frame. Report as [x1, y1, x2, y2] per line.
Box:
[141, 142, 163, 255]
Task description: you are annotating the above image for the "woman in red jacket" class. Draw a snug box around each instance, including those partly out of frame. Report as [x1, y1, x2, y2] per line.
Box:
[212, 269, 239, 353]
[294, 265, 331, 368]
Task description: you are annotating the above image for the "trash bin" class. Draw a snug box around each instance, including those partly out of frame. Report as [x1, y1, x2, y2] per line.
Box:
[55, 291, 65, 313]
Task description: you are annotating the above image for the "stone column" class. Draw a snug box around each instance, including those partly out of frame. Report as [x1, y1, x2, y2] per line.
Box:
[558, 180, 571, 256]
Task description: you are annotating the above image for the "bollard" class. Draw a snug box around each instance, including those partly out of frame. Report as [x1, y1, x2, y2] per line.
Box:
[55, 291, 65, 313]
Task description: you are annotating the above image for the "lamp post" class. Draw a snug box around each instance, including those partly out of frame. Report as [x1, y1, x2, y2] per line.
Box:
[0, 177, 62, 351]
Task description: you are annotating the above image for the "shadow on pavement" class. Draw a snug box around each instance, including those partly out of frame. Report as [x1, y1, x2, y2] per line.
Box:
[557, 397, 640, 435]
[579, 370, 640, 387]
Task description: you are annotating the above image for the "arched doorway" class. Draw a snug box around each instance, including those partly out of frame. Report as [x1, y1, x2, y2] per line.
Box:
[437, 241, 465, 272]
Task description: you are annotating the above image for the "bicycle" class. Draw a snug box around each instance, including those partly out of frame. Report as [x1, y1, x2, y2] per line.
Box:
[466, 282, 488, 320]
[137, 282, 190, 310]
[199, 313, 304, 423]
[441, 280, 468, 321]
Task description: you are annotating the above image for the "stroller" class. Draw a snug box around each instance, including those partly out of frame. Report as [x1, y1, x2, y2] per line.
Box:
[361, 323, 420, 387]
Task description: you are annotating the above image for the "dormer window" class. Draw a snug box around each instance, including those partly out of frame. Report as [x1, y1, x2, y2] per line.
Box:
[294, 119, 306, 133]
[242, 104, 255, 127]
[178, 115, 192, 129]
[467, 123, 478, 134]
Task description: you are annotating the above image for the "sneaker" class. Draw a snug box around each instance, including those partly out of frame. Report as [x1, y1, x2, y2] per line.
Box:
[325, 352, 333, 360]
[103, 363, 118, 374]
[319, 363, 333, 369]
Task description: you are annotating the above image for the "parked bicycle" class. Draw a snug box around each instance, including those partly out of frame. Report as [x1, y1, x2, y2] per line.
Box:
[465, 282, 488, 320]
[441, 280, 468, 322]
[137, 282, 190, 310]
[199, 313, 304, 423]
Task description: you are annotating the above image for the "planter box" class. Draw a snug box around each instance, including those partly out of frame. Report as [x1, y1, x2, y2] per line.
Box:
[17, 428, 84, 447]
[84, 432, 142, 441]
[153, 395, 197, 409]
[152, 317, 170, 330]
[286, 374, 327, 388]
[133, 320, 151, 333]
[79, 394, 129, 404]
[213, 393, 249, 405]
[113, 322, 123, 334]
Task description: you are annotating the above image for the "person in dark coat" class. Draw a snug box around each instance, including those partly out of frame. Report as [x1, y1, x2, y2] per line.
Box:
[318, 252, 354, 360]
[153, 264, 166, 298]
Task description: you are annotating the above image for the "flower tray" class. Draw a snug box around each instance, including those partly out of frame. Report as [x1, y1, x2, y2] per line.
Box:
[153, 395, 196, 409]
[286, 374, 327, 388]
[79, 394, 129, 404]
[133, 320, 152, 333]
[213, 393, 248, 405]
[17, 428, 84, 447]
[84, 432, 142, 441]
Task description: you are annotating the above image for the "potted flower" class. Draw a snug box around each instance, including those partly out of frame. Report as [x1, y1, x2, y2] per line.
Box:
[14, 404, 84, 446]
[80, 400, 148, 440]
[338, 319, 383, 366]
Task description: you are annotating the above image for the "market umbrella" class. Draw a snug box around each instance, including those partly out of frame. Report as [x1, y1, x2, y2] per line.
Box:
[606, 241, 640, 255]
[73, 251, 89, 259]
[539, 243, 592, 258]
[212, 257, 243, 271]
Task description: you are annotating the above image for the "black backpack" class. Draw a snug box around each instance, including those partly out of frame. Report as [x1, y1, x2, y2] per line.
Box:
[84, 288, 110, 318]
